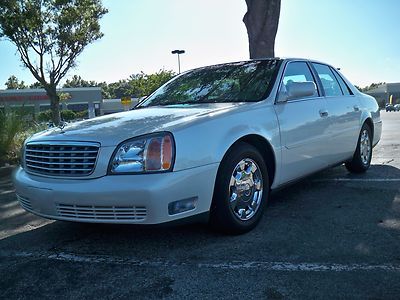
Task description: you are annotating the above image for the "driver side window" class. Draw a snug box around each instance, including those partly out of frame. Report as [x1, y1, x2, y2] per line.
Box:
[282, 62, 319, 99]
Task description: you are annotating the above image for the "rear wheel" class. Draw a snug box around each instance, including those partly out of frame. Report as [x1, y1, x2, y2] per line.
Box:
[210, 143, 269, 234]
[345, 123, 372, 173]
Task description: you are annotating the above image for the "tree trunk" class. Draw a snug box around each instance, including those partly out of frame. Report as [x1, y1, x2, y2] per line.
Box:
[44, 85, 61, 126]
[243, 0, 281, 59]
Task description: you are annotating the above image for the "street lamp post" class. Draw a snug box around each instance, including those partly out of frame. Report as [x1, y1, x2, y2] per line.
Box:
[171, 49, 185, 74]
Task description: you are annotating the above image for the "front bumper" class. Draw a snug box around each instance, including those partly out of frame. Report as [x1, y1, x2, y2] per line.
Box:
[13, 164, 219, 224]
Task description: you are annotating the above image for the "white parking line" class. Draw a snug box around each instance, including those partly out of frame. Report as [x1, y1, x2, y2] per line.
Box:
[2, 250, 400, 272]
[314, 178, 400, 182]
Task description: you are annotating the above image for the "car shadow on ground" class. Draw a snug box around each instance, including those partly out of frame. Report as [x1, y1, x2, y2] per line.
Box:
[1, 163, 399, 263]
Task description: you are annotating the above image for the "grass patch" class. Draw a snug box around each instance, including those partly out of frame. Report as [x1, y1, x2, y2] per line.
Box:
[0, 108, 46, 166]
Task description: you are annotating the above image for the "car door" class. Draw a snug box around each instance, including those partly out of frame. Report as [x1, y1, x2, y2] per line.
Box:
[311, 63, 362, 163]
[274, 61, 331, 184]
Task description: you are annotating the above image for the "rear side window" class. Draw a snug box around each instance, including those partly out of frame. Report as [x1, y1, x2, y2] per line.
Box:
[282, 62, 319, 99]
[312, 63, 343, 97]
[331, 68, 353, 96]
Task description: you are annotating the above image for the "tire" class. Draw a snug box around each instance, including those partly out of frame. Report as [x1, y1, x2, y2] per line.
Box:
[210, 142, 269, 234]
[345, 123, 372, 173]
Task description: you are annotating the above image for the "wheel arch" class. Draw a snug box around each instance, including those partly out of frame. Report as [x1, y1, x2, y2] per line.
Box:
[209, 134, 276, 225]
[363, 117, 374, 140]
[218, 134, 277, 187]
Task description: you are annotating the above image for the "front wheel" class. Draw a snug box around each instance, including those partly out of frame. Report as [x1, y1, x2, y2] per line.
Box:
[345, 124, 372, 173]
[210, 143, 269, 234]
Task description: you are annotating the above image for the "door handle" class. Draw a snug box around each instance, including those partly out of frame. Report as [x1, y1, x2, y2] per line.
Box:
[319, 109, 329, 118]
[353, 105, 360, 111]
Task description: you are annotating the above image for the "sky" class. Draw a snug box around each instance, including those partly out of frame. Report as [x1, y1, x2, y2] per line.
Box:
[0, 0, 399, 89]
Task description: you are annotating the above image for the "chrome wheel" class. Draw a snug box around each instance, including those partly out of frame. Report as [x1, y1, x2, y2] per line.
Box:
[229, 158, 263, 221]
[360, 129, 371, 165]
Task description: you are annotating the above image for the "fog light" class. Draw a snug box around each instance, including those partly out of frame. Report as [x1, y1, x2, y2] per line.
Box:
[168, 197, 197, 215]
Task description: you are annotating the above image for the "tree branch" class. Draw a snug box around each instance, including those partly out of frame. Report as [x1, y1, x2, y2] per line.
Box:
[17, 46, 43, 84]
[55, 50, 81, 85]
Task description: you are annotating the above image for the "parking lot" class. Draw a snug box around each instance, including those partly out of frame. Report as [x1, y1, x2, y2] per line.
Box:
[1, 111, 399, 299]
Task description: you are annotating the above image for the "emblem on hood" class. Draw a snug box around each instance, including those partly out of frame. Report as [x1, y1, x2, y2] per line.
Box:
[58, 121, 67, 133]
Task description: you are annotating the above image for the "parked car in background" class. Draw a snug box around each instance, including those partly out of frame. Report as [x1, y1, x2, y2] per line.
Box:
[14, 58, 382, 234]
[386, 103, 396, 112]
[394, 104, 400, 111]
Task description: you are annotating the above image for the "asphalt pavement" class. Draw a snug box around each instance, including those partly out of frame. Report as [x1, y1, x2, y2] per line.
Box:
[1, 111, 400, 299]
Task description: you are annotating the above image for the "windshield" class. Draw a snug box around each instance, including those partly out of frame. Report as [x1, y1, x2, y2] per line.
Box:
[139, 59, 281, 107]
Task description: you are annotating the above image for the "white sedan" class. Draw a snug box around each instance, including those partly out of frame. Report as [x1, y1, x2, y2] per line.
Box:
[14, 58, 382, 234]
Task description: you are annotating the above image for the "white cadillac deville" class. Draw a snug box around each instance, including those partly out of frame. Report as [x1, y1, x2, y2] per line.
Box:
[14, 58, 382, 233]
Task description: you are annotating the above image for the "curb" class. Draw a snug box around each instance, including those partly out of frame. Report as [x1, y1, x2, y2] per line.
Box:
[0, 165, 17, 178]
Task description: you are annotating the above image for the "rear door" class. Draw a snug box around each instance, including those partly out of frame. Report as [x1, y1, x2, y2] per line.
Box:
[311, 63, 362, 163]
[274, 61, 331, 184]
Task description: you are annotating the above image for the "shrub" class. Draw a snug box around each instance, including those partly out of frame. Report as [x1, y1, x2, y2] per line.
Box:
[75, 110, 88, 119]
[37, 110, 53, 122]
[0, 107, 47, 166]
[0, 109, 34, 165]
[0, 109, 23, 163]
[37, 109, 77, 122]
[61, 110, 76, 121]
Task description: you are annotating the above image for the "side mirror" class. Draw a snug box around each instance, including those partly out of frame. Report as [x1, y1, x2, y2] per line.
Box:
[276, 84, 289, 103]
[277, 81, 316, 102]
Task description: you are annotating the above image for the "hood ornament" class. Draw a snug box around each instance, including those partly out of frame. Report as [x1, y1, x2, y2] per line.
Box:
[57, 121, 67, 133]
[47, 121, 67, 133]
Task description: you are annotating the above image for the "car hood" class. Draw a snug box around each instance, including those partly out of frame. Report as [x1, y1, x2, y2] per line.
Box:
[28, 103, 242, 146]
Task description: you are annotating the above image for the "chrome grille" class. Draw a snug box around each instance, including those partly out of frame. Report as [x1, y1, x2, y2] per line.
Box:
[56, 203, 147, 221]
[25, 142, 99, 177]
[17, 194, 33, 211]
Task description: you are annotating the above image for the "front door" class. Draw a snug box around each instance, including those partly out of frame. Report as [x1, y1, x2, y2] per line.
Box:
[274, 61, 331, 184]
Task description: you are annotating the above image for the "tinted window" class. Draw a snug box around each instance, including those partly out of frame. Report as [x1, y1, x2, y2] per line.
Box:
[139, 60, 281, 107]
[282, 62, 318, 99]
[331, 68, 353, 96]
[312, 63, 343, 97]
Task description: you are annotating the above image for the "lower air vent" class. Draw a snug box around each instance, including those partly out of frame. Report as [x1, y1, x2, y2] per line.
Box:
[17, 194, 33, 211]
[56, 203, 147, 221]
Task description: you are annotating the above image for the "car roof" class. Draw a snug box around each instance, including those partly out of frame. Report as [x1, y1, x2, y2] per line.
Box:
[281, 57, 339, 69]
[205, 57, 337, 69]
[182, 57, 340, 75]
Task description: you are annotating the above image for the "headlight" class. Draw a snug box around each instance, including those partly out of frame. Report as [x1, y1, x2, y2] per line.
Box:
[109, 132, 175, 174]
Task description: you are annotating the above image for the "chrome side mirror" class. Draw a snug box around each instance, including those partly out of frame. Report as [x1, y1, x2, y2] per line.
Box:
[276, 84, 289, 103]
[287, 81, 316, 100]
[277, 81, 316, 103]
